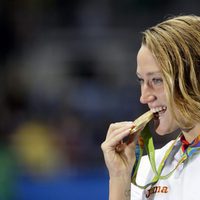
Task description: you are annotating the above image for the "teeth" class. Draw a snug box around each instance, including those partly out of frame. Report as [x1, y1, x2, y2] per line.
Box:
[151, 106, 166, 113]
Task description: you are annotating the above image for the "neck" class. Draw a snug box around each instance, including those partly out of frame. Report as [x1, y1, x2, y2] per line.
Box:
[182, 124, 200, 143]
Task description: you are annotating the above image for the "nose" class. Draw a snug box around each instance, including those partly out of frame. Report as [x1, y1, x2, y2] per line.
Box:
[140, 84, 156, 104]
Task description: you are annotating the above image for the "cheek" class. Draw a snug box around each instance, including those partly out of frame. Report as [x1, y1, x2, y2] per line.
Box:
[155, 109, 178, 135]
[157, 90, 167, 103]
[155, 84, 166, 98]
[155, 119, 177, 135]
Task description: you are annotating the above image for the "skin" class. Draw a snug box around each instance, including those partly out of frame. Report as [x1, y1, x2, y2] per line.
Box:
[136, 45, 178, 135]
[101, 45, 200, 200]
[137, 46, 200, 142]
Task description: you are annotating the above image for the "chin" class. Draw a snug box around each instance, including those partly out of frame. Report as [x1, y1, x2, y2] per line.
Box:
[154, 117, 178, 136]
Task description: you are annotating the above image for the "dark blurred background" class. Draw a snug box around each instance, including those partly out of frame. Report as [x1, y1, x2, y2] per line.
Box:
[0, 0, 199, 199]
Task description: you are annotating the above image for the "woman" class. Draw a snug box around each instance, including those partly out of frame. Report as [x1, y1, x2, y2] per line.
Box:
[101, 15, 200, 200]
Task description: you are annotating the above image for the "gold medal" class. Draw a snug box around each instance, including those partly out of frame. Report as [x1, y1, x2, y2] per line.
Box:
[130, 110, 153, 134]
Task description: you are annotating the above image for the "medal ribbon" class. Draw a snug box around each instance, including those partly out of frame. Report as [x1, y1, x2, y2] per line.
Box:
[131, 125, 200, 189]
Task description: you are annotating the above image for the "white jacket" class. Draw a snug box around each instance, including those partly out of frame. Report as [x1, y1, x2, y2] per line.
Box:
[131, 139, 200, 200]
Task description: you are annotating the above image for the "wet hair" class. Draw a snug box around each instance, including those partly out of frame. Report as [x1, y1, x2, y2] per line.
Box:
[142, 15, 200, 129]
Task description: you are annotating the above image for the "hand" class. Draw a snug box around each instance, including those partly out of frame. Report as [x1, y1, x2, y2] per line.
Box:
[101, 121, 139, 178]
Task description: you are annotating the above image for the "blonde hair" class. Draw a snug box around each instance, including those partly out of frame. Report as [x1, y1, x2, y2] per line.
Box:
[142, 15, 200, 129]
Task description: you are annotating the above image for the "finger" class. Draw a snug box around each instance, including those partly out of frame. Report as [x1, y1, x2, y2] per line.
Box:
[124, 135, 139, 161]
[109, 125, 140, 146]
[115, 142, 126, 153]
[105, 127, 134, 148]
[106, 121, 133, 138]
[126, 130, 140, 145]
[106, 122, 134, 140]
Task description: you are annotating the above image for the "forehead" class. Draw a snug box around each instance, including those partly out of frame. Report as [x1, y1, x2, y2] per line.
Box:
[136, 45, 162, 76]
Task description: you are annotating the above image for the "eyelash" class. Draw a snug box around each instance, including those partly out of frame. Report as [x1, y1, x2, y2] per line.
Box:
[137, 77, 144, 84]
[152, 78, 163, 85]
[137, 77, 163, 86]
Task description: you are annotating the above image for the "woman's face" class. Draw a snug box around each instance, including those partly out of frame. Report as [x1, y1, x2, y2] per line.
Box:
[136, 45, 179, 135]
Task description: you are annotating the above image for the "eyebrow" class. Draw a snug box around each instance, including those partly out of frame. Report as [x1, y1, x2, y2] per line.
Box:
[136, 71, 162, 77]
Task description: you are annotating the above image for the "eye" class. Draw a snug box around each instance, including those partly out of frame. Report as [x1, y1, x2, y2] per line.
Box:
[137, 77, 144, 85]
[152, 78, 163, 85]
